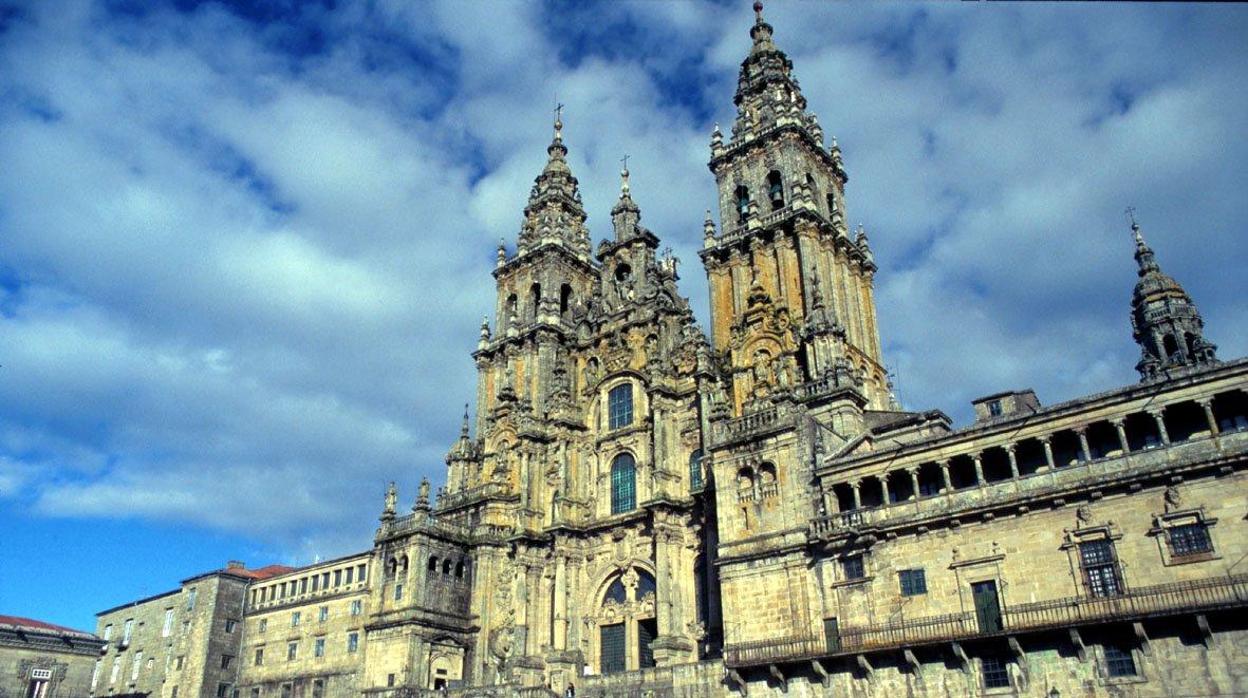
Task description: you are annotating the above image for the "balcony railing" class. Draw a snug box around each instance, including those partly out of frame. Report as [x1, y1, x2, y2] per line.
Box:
[724, 573, 1248, 668]
[435, 481, 515, 511]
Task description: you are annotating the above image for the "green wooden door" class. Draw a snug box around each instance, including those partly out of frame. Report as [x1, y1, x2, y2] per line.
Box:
[972, 580, 1002, 633]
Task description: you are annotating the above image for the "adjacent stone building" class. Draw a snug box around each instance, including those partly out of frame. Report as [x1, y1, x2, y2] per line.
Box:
[0, 615, 102, 698]
[92, 562, 291, 698]
[93, 4, 1248, 696]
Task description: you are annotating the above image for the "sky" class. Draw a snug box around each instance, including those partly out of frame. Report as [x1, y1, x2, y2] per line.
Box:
[1, 0, 1246, 632]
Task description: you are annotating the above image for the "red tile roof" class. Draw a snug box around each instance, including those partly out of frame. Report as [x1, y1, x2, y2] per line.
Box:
[0, 615, 97, 639]
[232, 564, 296, 580]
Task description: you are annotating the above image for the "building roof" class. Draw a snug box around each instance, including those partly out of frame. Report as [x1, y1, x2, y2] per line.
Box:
[0, 615, 98, 640]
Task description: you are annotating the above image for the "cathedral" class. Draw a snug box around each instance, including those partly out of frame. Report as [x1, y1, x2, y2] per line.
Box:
[89, 4, 1247, 698]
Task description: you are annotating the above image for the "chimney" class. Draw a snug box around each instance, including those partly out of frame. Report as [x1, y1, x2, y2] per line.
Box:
[226, 560, 245, 570]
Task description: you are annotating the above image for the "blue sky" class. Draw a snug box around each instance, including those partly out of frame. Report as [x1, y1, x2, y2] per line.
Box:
[1, 0, 1246, 632]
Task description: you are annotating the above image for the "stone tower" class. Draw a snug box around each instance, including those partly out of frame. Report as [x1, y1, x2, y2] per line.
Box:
[700, 1, 889, 416]
[433, 116, 717, 688]
[1129, 219, 1218, 380]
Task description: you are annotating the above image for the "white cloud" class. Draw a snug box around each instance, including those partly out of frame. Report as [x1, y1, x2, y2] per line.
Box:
[1, 0, 1245, 563]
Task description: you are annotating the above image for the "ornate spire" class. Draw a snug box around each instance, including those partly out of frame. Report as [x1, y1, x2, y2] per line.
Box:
[516, 105, 591, 260]
[611, 156, 641, 241]
[723, 0, 817, 154]
[1127, 216, 1218, 380]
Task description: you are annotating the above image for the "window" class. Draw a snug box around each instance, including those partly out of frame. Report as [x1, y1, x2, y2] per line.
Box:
[311, 575, 318, 592]
[394, 583, 404, 601]
[1168, 522, 1213, 557]
[91, 660, 101, 691]
[1079, 540, 1123, 597]
[767, 170, 784, 210]
[162, 609, 174, 637]
[251, 689, 261, 698]
[103, 624, 113, 642]
[280, 684, 292, 698]
[122, 619, 134, 645]
[345, 567, 354, 584]
[608, 384, 633, 430]
[131, 651, 142, 680]
[357, 564, 367, 582]
[181, 620, 190, 636]
[186, 588, 198, 611]
[981, 655, 1010, 689]
[318, 606, 328, 623]
[899, 569, 927, 596]
[1104, 643, 1138, 677]
[258, 619, 267, 633]
[734, 185, 750, 222]
[225, 619, 237, 633]
[387, 674, 396, 688]
[221, 655, 233, 670]
[254, 648, 264, 666]
[334, 570, 342, 587]
[988, 400, 1003, 417]
[216, 683, 231, 698]
[172, 687, 178, 698]
[689, 449, 704, 489]
[610, 453, 637, 514]
[175, 656, 184, 670]
[312, 679, 325, 698]
[291, 611, 301, 627]
[347, 633, 359, 653]
[314, 638, 325, 658]
[110, 657, 121, 684]
[287, 642, 297, 661]
[842, 554, 865, 581]
[299, 578, 308, 594]
[350, 600, 362, 616]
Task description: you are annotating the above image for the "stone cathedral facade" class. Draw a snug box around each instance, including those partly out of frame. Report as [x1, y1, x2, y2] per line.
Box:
[92, 6, 1248, 698]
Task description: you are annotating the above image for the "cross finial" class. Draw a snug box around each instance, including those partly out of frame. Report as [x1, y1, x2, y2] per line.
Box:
[1125, 206, 1138, 230]
[620, 154, 629, 172]
[553, 101, 564, 124]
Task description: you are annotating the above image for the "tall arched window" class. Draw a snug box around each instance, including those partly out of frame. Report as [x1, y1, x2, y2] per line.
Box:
[529, 283, 541, 321]
[611, 453, 637, 514]
[689, 449, 704, 489]
[734, 185, 750, 223]
[826, 192, 836, 217]
[608, 383, 633, 430]
[767, 170, 784, 210]
[560, 283, 573, 320]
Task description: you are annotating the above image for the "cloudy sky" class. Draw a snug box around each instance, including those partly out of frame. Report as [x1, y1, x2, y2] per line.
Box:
[2, 0, 1246, 630]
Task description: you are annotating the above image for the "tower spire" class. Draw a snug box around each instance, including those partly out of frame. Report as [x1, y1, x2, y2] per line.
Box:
[1127, 216, 1218, 380]
[516, 105, 591, 260]
[611, 155, 642, 241]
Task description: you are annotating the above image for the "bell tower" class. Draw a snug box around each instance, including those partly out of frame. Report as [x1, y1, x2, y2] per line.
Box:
[700, 1, 889, 415]
[1128, 217, 1219, 380]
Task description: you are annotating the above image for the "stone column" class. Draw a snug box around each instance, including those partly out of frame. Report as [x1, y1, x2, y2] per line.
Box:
[850, 481, 861, 509]
[553, 556, 568, 651]
[650, 525, 694, 666]
[880, 475, 893, 505]
[1005, 446, 1020, 479]
[908, 467, 921, 499]
[1198, 398, 1220, 436]
[1112, 419, 1129, 454]
[972, 454, 985, 485]
[1076, 428, 1091, 462]
[1150, 409, 1171, 445]
[1040, 436, 1055, 471]
[938, 460, 952, 492]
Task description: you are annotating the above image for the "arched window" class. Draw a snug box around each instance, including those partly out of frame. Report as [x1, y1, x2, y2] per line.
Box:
[560, 283, 573, 319]
[455, 561, 464, 578]
[826, 192, 836, 217]
[427, 557, 438, 572]
[734, 185, 750, 223]
[635, 570, 656, 600]
[689, 449, 704, 489]
[442, 559, 452, 575]
[505, 294, 518, 324]
[1163, 334, 1180, 359]
[400, 556, 409, 574]
[767, 170, 784, 210]
[529, 283, 541, 321]
[608, 384, 633, 430]
[604, 578, 628, 604]
[611, 453, 637, 514]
